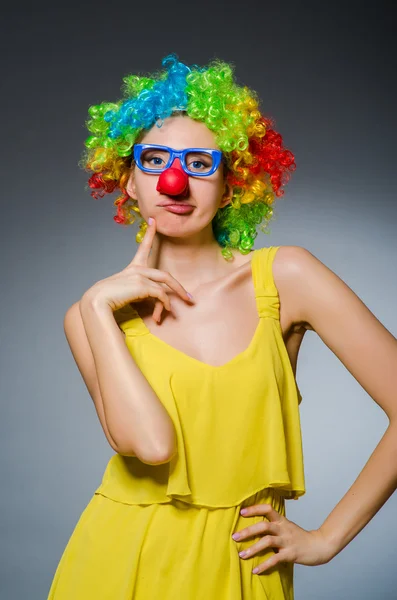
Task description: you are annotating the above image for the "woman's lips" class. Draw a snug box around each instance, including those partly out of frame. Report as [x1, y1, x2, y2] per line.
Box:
[161, 204, 195, 215]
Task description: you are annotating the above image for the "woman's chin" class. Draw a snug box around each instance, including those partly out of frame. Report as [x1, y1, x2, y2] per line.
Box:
[151, 219, 206, 241]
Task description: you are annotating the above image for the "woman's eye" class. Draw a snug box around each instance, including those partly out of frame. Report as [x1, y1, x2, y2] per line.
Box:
[149, 156, 164, 166]
[188, 160, 211, 171]
[185, 152, 213, 173]
[142, 154, 165, 168]
[192, 160, 205, 169]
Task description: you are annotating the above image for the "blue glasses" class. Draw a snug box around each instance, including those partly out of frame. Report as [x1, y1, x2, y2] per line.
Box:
[133, 144, 223, 177]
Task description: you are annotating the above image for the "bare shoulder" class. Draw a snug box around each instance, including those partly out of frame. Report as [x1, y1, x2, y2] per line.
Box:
[272, 246, 397, 421]
[272, 244, 367, 333]
[271, 245, 319, 332]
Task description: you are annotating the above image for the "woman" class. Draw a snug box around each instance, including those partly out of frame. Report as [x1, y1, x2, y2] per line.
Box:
[47, 54, 397, 599]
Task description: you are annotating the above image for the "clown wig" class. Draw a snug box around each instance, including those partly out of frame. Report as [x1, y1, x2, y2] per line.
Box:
[80, 53, 296, 260]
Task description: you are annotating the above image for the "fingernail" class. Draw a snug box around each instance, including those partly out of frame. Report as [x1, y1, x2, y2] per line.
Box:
[187, 293, 194, 301]
[232, 533, 240, 541]
[148, 217, 154, 225]
[240, 508, 248, 515]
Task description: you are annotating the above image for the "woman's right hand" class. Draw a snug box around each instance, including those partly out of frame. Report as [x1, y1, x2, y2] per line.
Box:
[82, 217, 194, 323]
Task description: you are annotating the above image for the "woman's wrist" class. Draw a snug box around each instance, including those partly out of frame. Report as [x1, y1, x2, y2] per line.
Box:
[80, 290, 112, 316]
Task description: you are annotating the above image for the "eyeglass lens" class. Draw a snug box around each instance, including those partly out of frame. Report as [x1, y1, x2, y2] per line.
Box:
[140, 147, 214, 174]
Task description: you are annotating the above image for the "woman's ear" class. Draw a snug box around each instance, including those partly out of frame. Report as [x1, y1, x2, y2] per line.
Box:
[126, 170, 136, 198]
[220, 181, 233, 208]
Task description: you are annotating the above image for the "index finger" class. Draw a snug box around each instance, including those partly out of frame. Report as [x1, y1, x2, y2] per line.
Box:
[133, 217, 156, 266]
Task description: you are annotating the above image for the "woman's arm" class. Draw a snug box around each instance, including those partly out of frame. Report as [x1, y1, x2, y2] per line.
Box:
[64, 301, 125, 454]
[65, 294, 176, 464]
[285, 246, 397, 559]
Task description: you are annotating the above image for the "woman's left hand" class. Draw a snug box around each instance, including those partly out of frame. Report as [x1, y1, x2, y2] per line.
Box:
[231, 503, 335, 574]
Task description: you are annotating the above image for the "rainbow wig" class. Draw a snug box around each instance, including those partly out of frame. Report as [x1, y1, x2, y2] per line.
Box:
[80, 53, 296, 260]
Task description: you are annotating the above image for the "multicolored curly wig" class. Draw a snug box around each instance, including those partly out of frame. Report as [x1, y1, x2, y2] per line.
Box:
[80, 53, 296, 260]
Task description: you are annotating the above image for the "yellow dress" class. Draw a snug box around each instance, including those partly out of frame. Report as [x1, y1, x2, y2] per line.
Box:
[47, 246, 306, 600]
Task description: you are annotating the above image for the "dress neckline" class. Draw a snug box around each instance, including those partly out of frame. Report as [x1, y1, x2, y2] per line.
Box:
[126, 248, 266, 371]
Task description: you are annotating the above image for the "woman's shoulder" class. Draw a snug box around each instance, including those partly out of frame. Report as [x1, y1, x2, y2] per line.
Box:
[269, 244, 313, 274]
[266, 245, 314, 332]
[254, 244, 312, 278]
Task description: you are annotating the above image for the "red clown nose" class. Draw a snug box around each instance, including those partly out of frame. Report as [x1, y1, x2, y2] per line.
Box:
[156, 158, 189, 196]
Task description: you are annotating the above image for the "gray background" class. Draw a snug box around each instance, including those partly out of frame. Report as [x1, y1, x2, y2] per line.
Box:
[1, 1, 396, 598]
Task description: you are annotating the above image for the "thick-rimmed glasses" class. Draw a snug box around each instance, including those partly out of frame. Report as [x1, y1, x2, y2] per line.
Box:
[133, 144, 223, 177]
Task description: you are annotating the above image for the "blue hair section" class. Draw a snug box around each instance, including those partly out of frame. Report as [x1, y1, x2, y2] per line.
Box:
[104, 54, 206, 139]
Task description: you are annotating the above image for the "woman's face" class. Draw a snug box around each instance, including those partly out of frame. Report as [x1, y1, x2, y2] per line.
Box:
[127, 115, 232, 240]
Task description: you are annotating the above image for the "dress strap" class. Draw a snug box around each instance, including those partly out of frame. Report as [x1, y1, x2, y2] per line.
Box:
[113, 304, 148, 336]
[251, 247, 281, 320]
